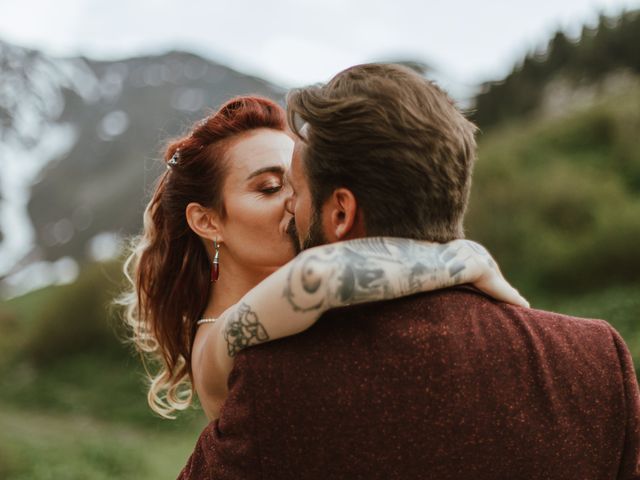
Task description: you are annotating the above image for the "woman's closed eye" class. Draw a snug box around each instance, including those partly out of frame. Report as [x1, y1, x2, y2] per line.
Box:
[260, 183, 283, 194]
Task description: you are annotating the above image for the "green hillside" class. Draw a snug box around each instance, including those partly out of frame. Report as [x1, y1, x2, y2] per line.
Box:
[468, 83, 640, 297]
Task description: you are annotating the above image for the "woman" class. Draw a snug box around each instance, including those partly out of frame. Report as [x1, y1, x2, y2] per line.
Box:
[119, 96, 527, 421]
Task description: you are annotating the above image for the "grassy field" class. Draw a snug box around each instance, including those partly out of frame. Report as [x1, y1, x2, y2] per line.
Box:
[0, 269, 205, 479]
[0, 405, 200, 480]
[0, 358, 205, 479]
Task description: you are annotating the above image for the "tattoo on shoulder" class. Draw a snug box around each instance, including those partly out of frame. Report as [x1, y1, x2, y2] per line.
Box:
[223, 302, 270, 357]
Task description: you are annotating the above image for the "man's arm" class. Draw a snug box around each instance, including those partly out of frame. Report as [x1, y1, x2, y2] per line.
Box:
[610, 325, 640, 479]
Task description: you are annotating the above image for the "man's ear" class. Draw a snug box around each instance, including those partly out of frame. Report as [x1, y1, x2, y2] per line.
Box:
[325, 188, 363, 240]
[185, 202, 223, 242]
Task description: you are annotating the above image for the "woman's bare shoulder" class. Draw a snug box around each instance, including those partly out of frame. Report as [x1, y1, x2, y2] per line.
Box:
[192, 326, 229, 410]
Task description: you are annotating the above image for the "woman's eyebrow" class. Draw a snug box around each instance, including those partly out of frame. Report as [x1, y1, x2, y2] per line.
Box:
[245, 166, 285, 181]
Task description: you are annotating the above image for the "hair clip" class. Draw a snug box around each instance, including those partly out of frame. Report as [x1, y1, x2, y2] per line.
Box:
[167, 150, 179, 169]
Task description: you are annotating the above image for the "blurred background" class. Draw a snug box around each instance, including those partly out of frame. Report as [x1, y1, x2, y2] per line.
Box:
[1, 0, 639, 478]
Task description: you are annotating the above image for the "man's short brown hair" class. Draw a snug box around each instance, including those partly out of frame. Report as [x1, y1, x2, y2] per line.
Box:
[286, 63, 478, 242]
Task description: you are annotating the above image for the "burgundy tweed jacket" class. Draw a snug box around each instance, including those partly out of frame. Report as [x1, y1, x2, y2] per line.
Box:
[179, 287, 640, 479]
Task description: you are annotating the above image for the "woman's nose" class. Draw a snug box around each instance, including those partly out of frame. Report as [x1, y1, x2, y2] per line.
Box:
[283, 186, 295, 215]
[285, 194, 297, 216]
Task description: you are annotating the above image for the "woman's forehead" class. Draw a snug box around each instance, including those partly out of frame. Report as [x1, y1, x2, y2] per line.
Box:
[226, 129, 293, 176]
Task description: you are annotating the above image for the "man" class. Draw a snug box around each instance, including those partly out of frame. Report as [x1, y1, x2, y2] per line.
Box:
[179, 63, 640, 479]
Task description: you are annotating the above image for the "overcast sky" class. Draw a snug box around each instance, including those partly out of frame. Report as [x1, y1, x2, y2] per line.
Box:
[1, 0, 639, 87]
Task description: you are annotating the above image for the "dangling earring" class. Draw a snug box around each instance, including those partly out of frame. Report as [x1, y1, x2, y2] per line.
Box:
[211, 239, 220, 283]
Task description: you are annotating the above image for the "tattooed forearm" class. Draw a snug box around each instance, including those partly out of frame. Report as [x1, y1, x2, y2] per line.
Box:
[283, 237, 501, 314]
[464, 240, 497, 269]
[222, 302, 270, 357]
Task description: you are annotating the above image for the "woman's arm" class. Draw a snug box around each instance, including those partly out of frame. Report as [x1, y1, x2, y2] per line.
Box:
[207, 237, 527, 376]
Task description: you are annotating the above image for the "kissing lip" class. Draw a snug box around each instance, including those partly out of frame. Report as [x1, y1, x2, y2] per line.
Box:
[281, 214, 295, 237]
[280, 218, 288, 237]
[285, 217, 297, 238]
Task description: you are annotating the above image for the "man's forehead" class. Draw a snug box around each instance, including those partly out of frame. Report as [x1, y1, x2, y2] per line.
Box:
[291, 140, 306, 173]
[292, 137, 306, 156]
[286, 124, 309, 185]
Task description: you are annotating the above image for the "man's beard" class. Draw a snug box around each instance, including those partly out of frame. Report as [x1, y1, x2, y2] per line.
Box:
[286, 208, 327, 253]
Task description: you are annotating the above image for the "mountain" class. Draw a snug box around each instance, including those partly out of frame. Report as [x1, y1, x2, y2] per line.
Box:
[0, 40, 285, 294]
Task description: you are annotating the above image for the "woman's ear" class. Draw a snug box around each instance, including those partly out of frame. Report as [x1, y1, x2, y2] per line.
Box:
[185, 202, 223, 242]
[327, 188, 361, 240]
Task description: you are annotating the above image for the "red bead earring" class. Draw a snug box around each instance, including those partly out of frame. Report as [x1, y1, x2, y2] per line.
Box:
[211, 239, 220, 282]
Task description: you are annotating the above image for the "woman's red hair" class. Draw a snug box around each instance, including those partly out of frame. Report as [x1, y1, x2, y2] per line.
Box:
[117, 96, 287, 417]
